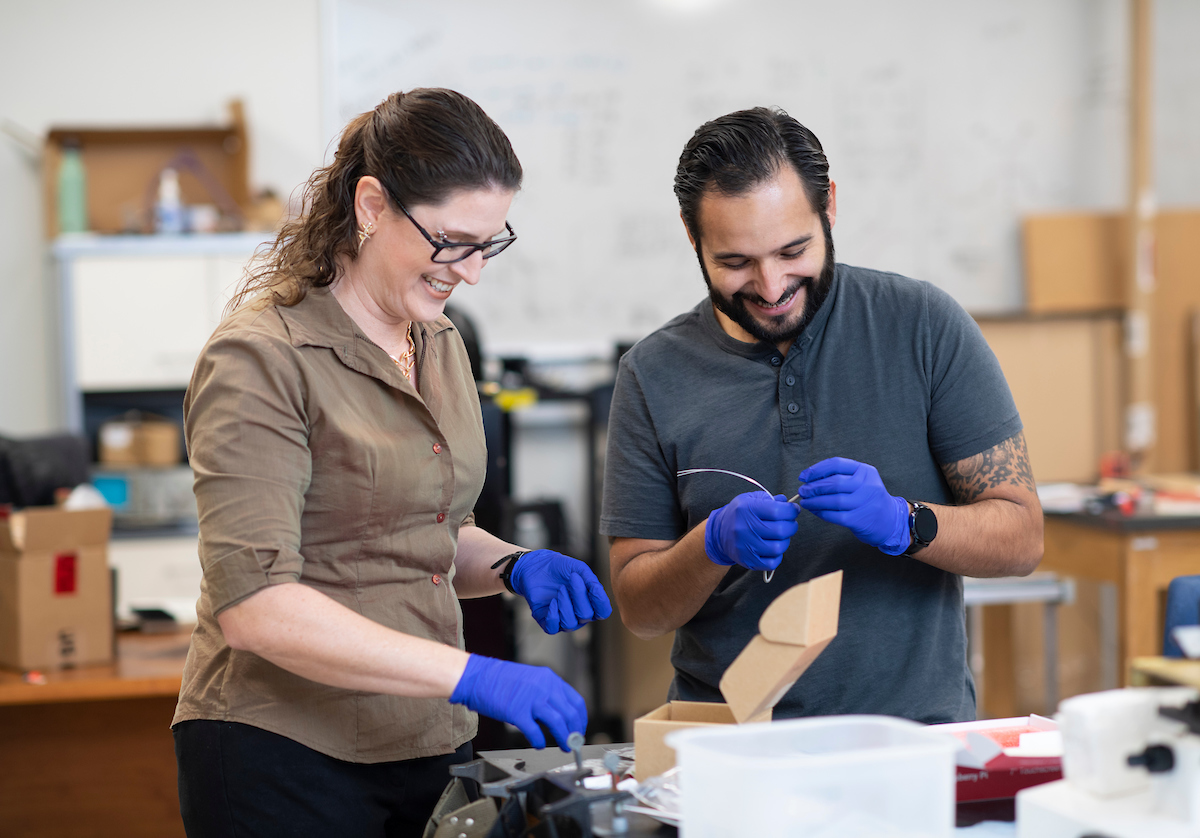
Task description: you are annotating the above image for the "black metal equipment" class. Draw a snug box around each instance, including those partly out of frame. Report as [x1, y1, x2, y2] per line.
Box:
[423, 752, 668, 838]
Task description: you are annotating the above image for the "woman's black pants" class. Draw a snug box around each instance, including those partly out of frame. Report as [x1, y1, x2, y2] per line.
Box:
[174, 720, 473, 838]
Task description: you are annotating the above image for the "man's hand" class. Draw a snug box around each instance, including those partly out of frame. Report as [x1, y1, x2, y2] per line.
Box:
[704, 491, 799, 570]
[510, 550, 613, 635]
[797, 457, 909, 555]
[450, 655, 586, 751]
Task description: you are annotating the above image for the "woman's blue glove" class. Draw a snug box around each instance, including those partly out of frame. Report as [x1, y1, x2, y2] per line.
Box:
[450, 654, 586, 751]
[797, 457, 909, 555]
[704, 491, 799, 570]
[510, 549, 613, 635]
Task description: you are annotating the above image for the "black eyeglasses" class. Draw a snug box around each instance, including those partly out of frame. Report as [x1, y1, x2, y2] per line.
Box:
[395, 202, 517, 264]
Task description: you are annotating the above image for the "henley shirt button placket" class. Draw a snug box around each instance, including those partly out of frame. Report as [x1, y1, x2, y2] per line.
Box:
[785, 375, 796, 386]
[436, 512, 446, 523]
[770, 355, 782, 367]
[432, 443, 442, 455]
[432, 574, 441, 585]
[787, 402, 800, 414]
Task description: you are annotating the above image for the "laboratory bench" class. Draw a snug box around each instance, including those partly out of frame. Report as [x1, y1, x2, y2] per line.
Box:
[0, 629, 189, 838]
[981, 510, 1200, 717]
[1130, 655, 1200, 688]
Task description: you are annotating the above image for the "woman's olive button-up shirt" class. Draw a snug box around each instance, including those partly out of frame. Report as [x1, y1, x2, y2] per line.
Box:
[172, 286, 486, 764]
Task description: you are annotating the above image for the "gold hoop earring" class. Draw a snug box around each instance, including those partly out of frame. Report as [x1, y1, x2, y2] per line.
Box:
[357, 221, 375, 253]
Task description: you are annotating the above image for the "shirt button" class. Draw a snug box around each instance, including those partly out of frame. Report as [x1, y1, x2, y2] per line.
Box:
[787, 402, 799, 414]
[436, 512, 446, 523]
[432, 443, 442, 455]
[785, 375, 796, 386]
[770, 356, 782, 367]
[432, 574, 441, 585]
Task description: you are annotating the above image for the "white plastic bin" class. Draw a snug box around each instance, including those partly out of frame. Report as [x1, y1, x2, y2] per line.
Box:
[665, 715, 958, 838]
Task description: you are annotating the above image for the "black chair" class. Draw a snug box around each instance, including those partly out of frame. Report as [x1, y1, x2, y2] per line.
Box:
[0, 433, 91, 507]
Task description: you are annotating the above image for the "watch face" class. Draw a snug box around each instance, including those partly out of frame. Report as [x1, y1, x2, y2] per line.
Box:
[913, 505, 938, 543]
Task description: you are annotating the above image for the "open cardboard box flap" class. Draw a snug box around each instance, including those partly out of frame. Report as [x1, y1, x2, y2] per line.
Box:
[0, 508, 112, 554]
[718, 569, 842, 723]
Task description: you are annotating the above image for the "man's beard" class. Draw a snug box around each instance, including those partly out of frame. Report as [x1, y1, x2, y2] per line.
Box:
[700, 213, 835, 345]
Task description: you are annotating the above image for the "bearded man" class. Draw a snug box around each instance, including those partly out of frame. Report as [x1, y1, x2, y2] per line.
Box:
[600, 107, 1043, 723]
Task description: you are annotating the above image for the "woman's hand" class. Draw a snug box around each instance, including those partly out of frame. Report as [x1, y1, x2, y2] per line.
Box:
[510, 550, 613, 634]
[450, 654, 586, 751]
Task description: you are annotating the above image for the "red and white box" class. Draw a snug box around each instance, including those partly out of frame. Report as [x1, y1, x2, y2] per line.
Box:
[932, 715, 1062, 802]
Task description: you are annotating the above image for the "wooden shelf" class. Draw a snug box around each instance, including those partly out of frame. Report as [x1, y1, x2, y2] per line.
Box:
[0, 629, 189, 706]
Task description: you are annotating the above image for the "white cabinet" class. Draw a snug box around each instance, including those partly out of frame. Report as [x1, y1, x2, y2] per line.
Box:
[108, 534, 204, 622]
[73, 255, 212, 389]
[56, 233, 271, 430]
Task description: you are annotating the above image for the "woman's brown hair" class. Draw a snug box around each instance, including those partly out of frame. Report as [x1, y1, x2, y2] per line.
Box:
[228, 88, 522, 313]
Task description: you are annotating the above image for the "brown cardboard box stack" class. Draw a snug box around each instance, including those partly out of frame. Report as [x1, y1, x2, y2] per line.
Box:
[634, 569, 842, 779]
[0, 507, 114, 670]
[98, 413, 181, 467]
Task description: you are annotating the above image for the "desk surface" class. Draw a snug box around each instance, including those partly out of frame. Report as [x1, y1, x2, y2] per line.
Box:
[1048, 510, 1200, 533]
[0, 628, 189, 706]
[1130, 656, 1200, 688]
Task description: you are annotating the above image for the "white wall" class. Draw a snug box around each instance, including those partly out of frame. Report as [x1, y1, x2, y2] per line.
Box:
[2, 1, 1198, 433]
[0, 0, 326, 435]
[332, 0, 1200, 356]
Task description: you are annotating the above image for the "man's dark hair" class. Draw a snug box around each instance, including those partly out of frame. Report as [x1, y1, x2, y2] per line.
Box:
[674, 106, 831, 241]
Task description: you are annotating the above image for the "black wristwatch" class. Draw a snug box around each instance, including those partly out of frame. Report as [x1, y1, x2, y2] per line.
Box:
[490, 550, 528, 594]
[903, 502, 938, 556]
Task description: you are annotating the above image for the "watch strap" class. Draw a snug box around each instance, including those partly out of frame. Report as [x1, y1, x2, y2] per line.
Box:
[490, 550, 528, 595]
[902, 502, 936, 557]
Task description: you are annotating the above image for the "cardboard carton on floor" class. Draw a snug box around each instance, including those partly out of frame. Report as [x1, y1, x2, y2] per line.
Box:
[0, 507, 114, 670]
[634, 569, 842, 779]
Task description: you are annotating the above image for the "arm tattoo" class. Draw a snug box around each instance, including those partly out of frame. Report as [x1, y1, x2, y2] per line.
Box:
[941, 431, 1036, 503]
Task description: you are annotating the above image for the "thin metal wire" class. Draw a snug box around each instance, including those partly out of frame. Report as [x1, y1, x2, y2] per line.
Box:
[675, 468, 771, 494]
[675, 468, 795, 583]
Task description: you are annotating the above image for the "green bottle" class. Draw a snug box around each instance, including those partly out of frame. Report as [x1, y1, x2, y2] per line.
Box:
[57, 140, 88, 234]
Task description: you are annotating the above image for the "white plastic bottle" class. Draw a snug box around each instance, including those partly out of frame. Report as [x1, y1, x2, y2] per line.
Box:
[155, 167, 185, 234]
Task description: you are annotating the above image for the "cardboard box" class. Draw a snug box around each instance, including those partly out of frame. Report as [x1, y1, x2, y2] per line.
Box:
[1022, 213, 1128, 314]
[99, 414, 181, 467]
[934, 715, 1062, 802]
[0, 507, 114, 670]
[634, 569, 841, 778]
[633, 701, 739, 782]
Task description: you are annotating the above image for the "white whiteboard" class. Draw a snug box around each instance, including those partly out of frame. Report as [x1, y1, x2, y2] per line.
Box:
[329, 0, 1198, 357]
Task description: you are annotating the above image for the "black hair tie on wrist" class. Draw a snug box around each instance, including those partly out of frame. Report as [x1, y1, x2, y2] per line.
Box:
[490, 550, 528, 595]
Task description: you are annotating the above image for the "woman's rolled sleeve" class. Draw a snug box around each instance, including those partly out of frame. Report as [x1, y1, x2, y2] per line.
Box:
[185, 317, 313, 614]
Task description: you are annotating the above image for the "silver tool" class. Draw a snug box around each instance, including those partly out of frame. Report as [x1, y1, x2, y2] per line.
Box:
[568, 731, 585, 775]
[603, 750, 621, 790]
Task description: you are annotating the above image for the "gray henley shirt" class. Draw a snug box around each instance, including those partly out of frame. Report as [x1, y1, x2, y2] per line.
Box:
[600, 263, 1023, 723]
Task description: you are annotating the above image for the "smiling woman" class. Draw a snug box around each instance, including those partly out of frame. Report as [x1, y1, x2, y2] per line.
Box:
[171, 89, 612, 838]
[331, 181, 516, 364]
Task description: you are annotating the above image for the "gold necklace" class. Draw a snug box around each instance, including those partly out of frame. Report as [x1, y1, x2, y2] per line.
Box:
[394, 324, 415, 377]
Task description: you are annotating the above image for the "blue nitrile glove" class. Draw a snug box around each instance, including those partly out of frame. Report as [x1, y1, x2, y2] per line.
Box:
[703, 491, 799, 571]
[510, 549, 613, 635]
[797, 457, 910, 555]
[450, 654, 587, 751]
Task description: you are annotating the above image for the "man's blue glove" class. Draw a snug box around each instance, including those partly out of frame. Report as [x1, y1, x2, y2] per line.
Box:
[797, 457, 909, 555]
[510, 549, 613, 635]
[704, 491, 799, 571]
[450, 654, 586, 751]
